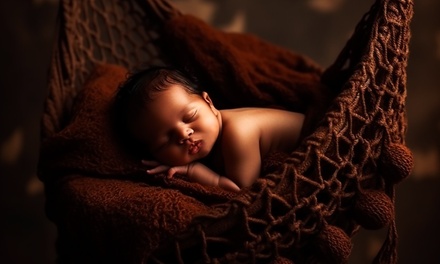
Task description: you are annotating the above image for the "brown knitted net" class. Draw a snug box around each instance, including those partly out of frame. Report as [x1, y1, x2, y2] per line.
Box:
[40, 0, 414, 263]
[41, 0, 179, 139]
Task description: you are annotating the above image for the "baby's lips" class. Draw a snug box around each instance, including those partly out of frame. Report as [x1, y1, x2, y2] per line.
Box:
[188, 140, 202, 154]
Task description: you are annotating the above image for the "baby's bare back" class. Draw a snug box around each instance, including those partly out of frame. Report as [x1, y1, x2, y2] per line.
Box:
[216, 108, 305, 187]
[220, 107, 304, 156]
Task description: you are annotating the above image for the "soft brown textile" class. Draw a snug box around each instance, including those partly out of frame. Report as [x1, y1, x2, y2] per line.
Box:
[39, 65, 138, 178]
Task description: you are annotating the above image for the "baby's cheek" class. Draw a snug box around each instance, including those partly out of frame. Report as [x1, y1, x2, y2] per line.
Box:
[201, 115, 218, 129]
[208, 118, 220, 136]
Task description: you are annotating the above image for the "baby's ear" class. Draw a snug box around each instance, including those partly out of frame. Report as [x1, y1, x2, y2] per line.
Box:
[202, 92, 219, 115]
[202, 92, 213, 105]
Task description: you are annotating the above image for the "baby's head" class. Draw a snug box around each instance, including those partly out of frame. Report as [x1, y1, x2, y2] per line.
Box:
[113, 66, 222, 166]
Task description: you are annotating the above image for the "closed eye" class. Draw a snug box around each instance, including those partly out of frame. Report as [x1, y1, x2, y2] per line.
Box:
[183, 109, 198, 123]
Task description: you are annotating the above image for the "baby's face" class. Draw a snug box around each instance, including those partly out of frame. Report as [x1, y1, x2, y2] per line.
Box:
[133, 84, 221, 166]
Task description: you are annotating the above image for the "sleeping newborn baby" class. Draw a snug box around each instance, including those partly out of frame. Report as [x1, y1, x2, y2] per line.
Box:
[113, 67, 304, 192]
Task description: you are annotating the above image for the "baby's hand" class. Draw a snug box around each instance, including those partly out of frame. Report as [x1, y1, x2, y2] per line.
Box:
[141, 160, 189, 179]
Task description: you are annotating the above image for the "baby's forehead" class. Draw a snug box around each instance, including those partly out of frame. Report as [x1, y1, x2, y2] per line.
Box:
[140, 92, 198, 117]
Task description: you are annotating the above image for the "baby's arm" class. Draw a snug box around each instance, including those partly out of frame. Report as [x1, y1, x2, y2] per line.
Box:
[187, 162, 240, 192]
[142, 160, 240, 192]
[221, 124, 262, 188]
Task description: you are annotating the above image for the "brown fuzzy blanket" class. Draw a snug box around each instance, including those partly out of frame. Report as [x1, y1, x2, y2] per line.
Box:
[38, 14, 334, 263]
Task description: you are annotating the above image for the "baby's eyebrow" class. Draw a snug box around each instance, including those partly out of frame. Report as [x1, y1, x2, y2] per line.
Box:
[180, 104, 196, 116]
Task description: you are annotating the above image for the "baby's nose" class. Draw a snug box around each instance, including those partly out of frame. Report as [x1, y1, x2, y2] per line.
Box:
[177, 127, 194, 144]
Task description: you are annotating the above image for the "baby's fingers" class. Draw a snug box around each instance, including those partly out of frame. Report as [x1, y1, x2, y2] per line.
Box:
[146, 165, 170, 175]
[167, 166, 188, 179]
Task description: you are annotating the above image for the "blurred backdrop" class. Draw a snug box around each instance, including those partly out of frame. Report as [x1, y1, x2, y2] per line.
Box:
[0, 0, 439, 263]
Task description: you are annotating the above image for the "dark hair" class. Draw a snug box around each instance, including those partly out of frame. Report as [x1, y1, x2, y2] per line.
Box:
[112, 66, 201, 155]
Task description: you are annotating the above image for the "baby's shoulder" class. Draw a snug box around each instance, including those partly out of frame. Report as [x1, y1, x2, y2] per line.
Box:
[221, 119, 257, 140]
[220, 107, 268, 125]
[221, 107, 297, 127]
[219, 120, 260, 161]
[220, 111, 259, 145]
[221, 108, 261, 132]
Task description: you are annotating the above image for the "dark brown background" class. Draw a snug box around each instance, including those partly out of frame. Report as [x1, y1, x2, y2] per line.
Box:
[1, 0, 438, 263]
